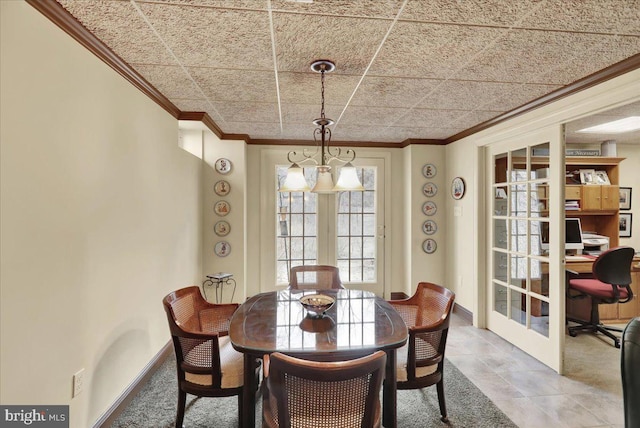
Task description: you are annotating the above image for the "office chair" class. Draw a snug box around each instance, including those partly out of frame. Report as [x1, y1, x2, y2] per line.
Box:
[288, 264, 344, 290]
[567, 246, 635, 348]
[262, 351, 386, 428]
[388, 282, 456, 422]
[163, 286, 258, 428]
[622, 317, 640, 428]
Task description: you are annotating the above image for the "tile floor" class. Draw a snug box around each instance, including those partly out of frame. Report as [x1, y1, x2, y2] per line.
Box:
[447, 313, 625, 428]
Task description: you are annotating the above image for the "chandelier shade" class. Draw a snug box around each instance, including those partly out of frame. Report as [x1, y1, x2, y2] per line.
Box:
[278, 60, 364, 193]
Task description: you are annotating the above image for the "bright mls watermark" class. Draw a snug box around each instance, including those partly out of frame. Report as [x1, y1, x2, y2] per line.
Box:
[0, 406, 68, 427]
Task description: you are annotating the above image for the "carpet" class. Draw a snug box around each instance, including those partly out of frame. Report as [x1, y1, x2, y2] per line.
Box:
[110, 353, 516, 427]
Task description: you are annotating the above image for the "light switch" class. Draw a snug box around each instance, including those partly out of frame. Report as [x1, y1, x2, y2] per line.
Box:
[454, 206, 462, 217]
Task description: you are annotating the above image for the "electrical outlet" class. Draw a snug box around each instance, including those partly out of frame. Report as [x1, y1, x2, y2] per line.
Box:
[73, 369, 85, 398]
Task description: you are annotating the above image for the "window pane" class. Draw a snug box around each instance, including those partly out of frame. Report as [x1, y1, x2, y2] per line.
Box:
[350, 260, 363, 282]
[494, 282, 508, 316]
[493, 251, 508, 282]
[350, 215, 362, 235]
[494, 219, 507, 249]
[350, 237, 363, 258]
[337, 237, 349, 258]
[494, 186, 508, 215]
[290, 214, 304, 236]
[363, 259, 375, 282]
[530, 183, 549, 218]
[363, 191, 375, 212]
[510, 184, 527, 217]
[510, 290, 526, 326]
[363, 237, 376, 258]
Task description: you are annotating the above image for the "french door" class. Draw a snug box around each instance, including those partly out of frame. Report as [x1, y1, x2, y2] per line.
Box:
[266, 154, 385, 296]
[486, 129, 565, 372]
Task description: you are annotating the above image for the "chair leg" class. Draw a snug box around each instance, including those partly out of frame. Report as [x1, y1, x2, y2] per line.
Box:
[566, 299, 621, 348]
[436, 379, 448, 423]
[176, 389, 186, 428]
[237, 391, 244, 428]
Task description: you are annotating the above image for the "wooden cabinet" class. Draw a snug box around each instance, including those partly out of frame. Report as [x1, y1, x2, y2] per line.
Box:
[581, 185, 619, 211]
[601, 269, 640, 322]
[565, 157, 624, 249]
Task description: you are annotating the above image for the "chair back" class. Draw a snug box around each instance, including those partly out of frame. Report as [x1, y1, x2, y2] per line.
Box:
[593, 246, 635, 286]
[289, 265, 344, 290]
[162, 286, 238, 389]
[263, 351, 386, 428]
[622, 318, 640, 428]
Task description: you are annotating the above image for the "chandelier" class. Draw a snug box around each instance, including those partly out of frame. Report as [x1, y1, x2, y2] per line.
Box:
[279, 60, 364, 193]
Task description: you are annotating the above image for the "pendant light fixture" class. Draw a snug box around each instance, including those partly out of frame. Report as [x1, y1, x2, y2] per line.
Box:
[279, 60, 364, 193]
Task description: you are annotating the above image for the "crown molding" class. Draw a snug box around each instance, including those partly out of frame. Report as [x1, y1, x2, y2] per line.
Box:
[26, 0, 180, 119]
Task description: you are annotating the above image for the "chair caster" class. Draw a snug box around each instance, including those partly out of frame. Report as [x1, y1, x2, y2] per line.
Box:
[569, 331, 577, 337]
[440, 415, 449, 423]
[615, 340, 621, 349]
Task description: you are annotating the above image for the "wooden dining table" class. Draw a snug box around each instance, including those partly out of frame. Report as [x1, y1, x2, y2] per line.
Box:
[229, 288, 408, 428]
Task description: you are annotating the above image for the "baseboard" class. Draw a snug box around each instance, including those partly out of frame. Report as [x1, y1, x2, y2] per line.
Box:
[453, 303, 473, 323]
[94, 341, 173, 427]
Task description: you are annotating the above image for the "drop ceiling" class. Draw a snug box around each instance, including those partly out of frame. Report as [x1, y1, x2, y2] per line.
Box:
[43, 0, 640, 145]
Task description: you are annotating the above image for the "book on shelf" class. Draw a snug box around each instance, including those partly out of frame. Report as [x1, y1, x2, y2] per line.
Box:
[565, 201, 580, 210]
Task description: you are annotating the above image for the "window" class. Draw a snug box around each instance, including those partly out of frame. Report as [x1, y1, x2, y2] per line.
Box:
[276, 165, 379, 286]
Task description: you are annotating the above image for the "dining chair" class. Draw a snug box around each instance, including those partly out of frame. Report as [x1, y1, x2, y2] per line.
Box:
[288, 264, 344, 290]
[388, 282, 456, 422]
[163, 286, 257, 428]
[262, 351, 386, 428]
[567, 246, 635, 348]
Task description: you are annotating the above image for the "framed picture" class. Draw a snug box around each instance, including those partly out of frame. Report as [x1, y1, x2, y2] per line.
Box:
[422, 239, 437, 254]
[594, 170, 610, 185]
[422, 182, 437, 197]
[214, 241, 231, 257]
[214, 200, 230, 216]
[451, 177, 465, 200]
[579, 169, 596, 184]
[422, 220, 437, 235]
[422, 201, 437, 216]
[422, 164, 437, 178]
[214, 180, 231, 196]
[619, 213, 632, 238]
[214, 220, 231, 236]
[215, 158, 232, 174]
[620, 187, 632, 210]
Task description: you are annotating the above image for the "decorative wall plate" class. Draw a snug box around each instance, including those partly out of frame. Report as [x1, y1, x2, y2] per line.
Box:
[214, 220, 231, 236]
[214, 241, 231, 257]
[423, 182, 438, 197]
[214, 180, 231, 196]
[451, 177, 465, 200]
[422, 239, 437, 254]
[422, 164, 437, 179]
[215, 158, 232, 174]
[214, 200, 230, 216]
[422, 201, 437, 216]
[422, 220, 437, 235]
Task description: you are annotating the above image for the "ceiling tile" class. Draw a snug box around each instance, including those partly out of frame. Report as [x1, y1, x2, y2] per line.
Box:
[393, 108, 470, 128]
[369, 21, 507, 79]
[57, 0, 177, 65]
[519, 0, 640, 35]
[448, 110, 501, 129]
[272, 12, 393, 74]
[221, 122, 282, 139]
[349, 76, 442, 108]
[278, 72, 361, 105]
[138, 2, 273, 69]
[213, 102, 280, 123]
[271, 0, 405, 18]
[338, 106, 409, 127]
[141, 0, 268, 11]
[481, 83, 563, 111]
[401, 0, 543, 27]
[132, 64, 203, 99]
[189, 68, 278, 103]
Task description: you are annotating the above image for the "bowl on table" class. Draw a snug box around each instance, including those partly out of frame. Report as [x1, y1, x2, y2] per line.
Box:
[299, 294, 335, 318]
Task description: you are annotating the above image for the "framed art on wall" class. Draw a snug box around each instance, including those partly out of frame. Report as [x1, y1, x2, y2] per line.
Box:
[619, 213, 632, 238]
[451, 177, 465, 200]
[214, 180, 231, 196]
[620, 187, 632, 210]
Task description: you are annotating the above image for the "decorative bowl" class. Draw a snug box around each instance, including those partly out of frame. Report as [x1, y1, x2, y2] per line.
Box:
[299, 294, 335, 318]
[299, 315, 335, 333]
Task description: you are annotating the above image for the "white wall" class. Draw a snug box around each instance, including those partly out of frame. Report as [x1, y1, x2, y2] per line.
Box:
[0, 2, 202, 426]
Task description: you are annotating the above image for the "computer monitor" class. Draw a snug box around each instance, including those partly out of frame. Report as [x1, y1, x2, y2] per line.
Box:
[565, 218, 584, 251]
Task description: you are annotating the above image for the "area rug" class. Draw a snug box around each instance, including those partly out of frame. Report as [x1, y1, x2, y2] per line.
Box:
[110, 353, 516, 427]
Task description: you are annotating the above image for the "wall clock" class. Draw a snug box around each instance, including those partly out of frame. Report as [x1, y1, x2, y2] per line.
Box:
[422, 201, 437, 216]
[214, 180, 231, 196]
[451, 177, 466, 200]
[423, 182, 437, 197]
[215, 158, 232, 174]
[422, 164, 437, 178]
[214, 200, 230, 216]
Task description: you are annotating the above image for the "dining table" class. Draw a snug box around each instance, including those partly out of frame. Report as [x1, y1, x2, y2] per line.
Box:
[229, 288, 408, 428]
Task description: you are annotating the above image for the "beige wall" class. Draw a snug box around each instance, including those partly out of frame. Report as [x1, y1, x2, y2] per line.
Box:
[1, 2, 202, 426]
[618, 144, 640, 251]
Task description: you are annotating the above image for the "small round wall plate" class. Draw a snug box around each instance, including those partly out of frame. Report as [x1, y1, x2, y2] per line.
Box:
[422, 239, 437, 254]
[214, 220, 231, 236]
[422, 220, 437, 235]
[215, 158, 232, 174]
[214, 200, 230, 216]
[214, 180, 231, 196]
[214, 241, 231, 257]
[423, 182, 438, 197]
[452, 177, 465, 200]
[422, 201, 437, 216]
[422, 164, 437, 178]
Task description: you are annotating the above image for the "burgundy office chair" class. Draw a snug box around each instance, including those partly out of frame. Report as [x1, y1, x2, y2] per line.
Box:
[567, 246, 635, 348]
